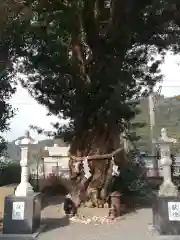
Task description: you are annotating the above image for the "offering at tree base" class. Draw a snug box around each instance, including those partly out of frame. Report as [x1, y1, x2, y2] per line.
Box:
[70, 215, 115, 225]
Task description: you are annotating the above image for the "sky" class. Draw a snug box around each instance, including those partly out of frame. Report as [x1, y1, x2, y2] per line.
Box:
[4, 51, 180, 142]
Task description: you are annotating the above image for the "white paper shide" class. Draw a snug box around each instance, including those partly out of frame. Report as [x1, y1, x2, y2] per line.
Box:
[83, 157, 91, 179]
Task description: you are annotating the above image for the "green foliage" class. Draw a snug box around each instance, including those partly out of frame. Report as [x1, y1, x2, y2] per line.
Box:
[0, 161, 21, 186]
[106, 148, 151, 201]
[120, 162, 150, 197]
[0, 1, 18, 155]
[1, 0, 180, 146]
[0, 75, 15, 156]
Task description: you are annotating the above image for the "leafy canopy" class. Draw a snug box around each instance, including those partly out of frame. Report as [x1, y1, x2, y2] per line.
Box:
[2, 0, 180, 144]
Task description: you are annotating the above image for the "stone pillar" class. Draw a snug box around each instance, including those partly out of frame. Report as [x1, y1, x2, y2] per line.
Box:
[14, 130, 38, 197]
[156, 128, 178, 197]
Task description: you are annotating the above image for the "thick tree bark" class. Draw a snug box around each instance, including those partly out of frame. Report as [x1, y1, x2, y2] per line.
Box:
[69, 129, 127, 208]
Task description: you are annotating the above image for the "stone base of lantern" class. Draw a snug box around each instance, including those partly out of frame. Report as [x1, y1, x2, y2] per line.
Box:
[1, 193, 43, 238]
[152, 192, 180, 235]
[15, 182, 34, 197]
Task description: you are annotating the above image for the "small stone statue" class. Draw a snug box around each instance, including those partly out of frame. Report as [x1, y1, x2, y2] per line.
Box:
[63, 194, 77, 216]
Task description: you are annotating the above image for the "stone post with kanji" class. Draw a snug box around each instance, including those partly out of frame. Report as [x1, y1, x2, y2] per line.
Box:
[2, 131, 44, 236]
[156, 128, 178, 197]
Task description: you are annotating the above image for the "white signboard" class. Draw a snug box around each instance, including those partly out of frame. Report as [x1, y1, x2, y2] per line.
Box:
[168, 202, 180, 221]
[12, 202, 25, 220]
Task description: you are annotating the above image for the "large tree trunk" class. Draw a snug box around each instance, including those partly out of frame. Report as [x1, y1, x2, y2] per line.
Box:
[69, 129, 127, 208]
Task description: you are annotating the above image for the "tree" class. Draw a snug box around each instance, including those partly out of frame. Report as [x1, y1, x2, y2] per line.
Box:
[2, 0, 180, 205]
[0, 62, 15, 156]
[0, 80, 15, 157]
[0, 1, 18, 156]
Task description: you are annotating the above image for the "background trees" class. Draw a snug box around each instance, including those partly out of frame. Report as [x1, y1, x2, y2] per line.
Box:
[0, 0, 19, 156]
[0, 76, 15, 156]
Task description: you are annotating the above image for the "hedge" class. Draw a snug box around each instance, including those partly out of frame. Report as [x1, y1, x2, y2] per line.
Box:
[0, 161, 21, 186]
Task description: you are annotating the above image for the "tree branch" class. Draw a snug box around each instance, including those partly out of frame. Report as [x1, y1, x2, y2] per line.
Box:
[82, 0, 100, 53]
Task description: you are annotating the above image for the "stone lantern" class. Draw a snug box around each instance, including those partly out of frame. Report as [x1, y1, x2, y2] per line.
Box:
[156, 128, 177, 197]
[1, 130, 43, 237]
[14, 130, 38, 197]
[152, 128, 180, 236]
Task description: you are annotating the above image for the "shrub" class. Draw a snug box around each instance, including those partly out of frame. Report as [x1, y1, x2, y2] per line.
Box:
[0, 161, 21, 186]
[107, 149, 152, 205]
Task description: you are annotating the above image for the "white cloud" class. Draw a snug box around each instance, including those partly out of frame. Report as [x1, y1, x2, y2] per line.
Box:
[5, 52, 180, 141]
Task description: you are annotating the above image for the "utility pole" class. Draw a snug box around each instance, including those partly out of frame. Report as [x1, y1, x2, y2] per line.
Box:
[148, 88, 158, 176]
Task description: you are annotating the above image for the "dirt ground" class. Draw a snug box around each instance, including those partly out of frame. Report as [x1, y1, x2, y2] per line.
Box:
[40, 196, 158, 240]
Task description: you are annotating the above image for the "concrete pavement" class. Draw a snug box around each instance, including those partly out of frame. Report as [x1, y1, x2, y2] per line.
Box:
[39, 200, 172, 240]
